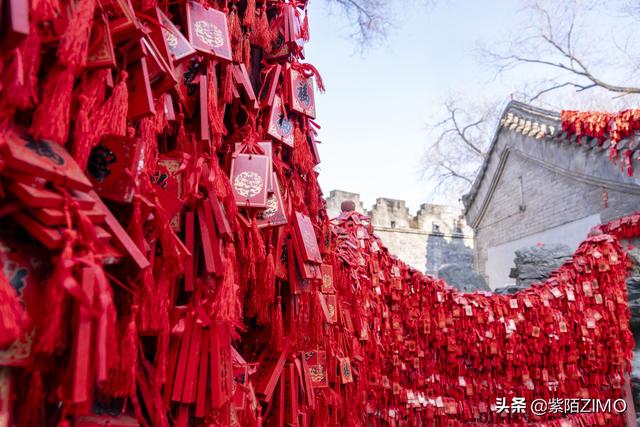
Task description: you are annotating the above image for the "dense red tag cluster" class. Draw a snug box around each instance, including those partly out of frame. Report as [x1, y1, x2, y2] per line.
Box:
[0, 0, 634, 426]
[561, 109, 640, 175]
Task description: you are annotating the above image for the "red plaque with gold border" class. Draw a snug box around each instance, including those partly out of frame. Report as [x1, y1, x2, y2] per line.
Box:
[229, 153, 269, 208]
[184, 0, 232, 62]
[0, 240, 48, 366]
[292, 211, 322, 264]
[87, 134, 146, 203]
[267, 95, 294, 147]
[288, 68, 316, 118]
[256, 174, 287, 229]
[1, 130, 93, 192]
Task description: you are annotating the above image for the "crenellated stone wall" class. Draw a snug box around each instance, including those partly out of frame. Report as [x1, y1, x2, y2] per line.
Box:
[325, 190, 474, 274]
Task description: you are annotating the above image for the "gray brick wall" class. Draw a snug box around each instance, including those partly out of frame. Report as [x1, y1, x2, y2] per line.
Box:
[475, 151, 640, 281]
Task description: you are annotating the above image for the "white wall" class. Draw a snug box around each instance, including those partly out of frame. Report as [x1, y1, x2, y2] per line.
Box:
[485, 214, 601, 289]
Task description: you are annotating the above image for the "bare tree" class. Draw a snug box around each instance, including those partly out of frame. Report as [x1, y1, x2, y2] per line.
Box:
[324, 0, 391, 46]
[483, 0, 640, 104]
[423, 0, 640, 202]
[422, 99, 499, 200]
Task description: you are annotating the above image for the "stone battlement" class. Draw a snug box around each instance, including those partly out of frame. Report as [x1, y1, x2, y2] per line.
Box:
[325, 190, 474, 273]
[326, 190, 473, 238]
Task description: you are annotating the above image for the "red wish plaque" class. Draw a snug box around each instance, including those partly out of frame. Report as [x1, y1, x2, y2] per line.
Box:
[209, 195, 233, 239]
[6, 182, 94, 210]
[87, 134, 145, 203]
[283, 362, 298, 425]
[86, 12, 117, 69]
[338, 357, 353, 384]
[100, 0, 143, 43]
[232, 64, 259, 110]
[303, 350, 328, 389]
[234, 141, 273, 193]
[175, 59, 201, 118]
[210, 322, 232, 408]
[0, 240, 48, 366]
[152, 157, 184, 231]
[320, 264, 335, 294]
[254, 342, 290, 403]
[12, 212, 111, 249]
[259, 64, 282, 109]
[127, 57, 156, 120]
[288, 68, 316, 118]
[155, 8, 196, 65]
[184, 0, 232, 62]
[229, 153, 269, 208]
[1, 130, 93, 191]
[267, 95, 294, 147]
[292, 211, 322, 264]
[141, 36, 178, 98]
[265, 30, 291, 62]
[256, 174, 287, 229]
[88, 190, 150, 270]
[0, 0, 29, 51]
[29, 205, 105, 226]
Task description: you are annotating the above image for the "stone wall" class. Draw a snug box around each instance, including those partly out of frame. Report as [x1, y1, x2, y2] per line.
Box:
[325, 190, 474, 274]
[325, 190, 366, 217]
[473, 138, 640, 286]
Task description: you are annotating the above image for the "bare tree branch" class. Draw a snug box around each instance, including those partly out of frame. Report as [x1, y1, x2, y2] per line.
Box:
[325, 0, 391, 46]
[483, 0, 640, 99]
[421, 99, 497, 199]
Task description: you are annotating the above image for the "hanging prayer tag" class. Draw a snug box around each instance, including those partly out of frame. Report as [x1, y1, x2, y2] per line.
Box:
[288, 68, 316, 118]
[184, 0, 232, 61]
[267, 95, 295, 147]
[87, 134, 146, 203]
[229, 153, 269, 208]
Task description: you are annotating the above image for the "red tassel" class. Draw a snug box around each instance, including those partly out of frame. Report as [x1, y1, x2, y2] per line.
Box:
[243, 0, 256, 28]
[245, 222, 257, 284]
[31, 64, 76, 144]
[210, 156, 238, 223]
[222, 63, 235, 105]
[309, 292, 324, 346]
[3, 27, 41, 110]
[0, 269, 26, 349]
[154, 315, 169, 386]
[207, 65, 226, 136]
[229, 5, 243, 43]
[17, 372, 44, 427]
[254, 242, 275, 324]
[93, 71, 129, 137]
[212, 243, 243, 329]
[57, 0, 96, 68]
[72, 70, 108, 168]
[108, 307, 138, 397]
[243, 35, 251, 70]
[36, 238, 75, 355]
[251, 5, 270, 48]
[140, 0, 157, 10]
[240, 403, 261, 427]
[128, 197, 156, 333]
[175, 113, 190, 152]
[292, 126, 315, 174]
[301, 12, 310, 41]
[32, 0, 61, 23]
[272, 296, 284, 349]
[140, 116, 159, 166]
[154, 97, 168, 135]
[251, 217, 266, 263]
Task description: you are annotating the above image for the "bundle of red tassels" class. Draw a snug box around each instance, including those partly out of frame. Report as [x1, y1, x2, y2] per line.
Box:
[0, 0, 635, 426]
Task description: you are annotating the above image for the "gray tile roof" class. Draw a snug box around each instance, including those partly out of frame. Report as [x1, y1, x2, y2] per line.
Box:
[462, 100, 640, 228]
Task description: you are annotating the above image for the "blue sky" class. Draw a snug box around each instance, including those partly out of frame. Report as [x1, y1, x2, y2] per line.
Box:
[305, 0, 522, 212]
[304, 0, 635, 213]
